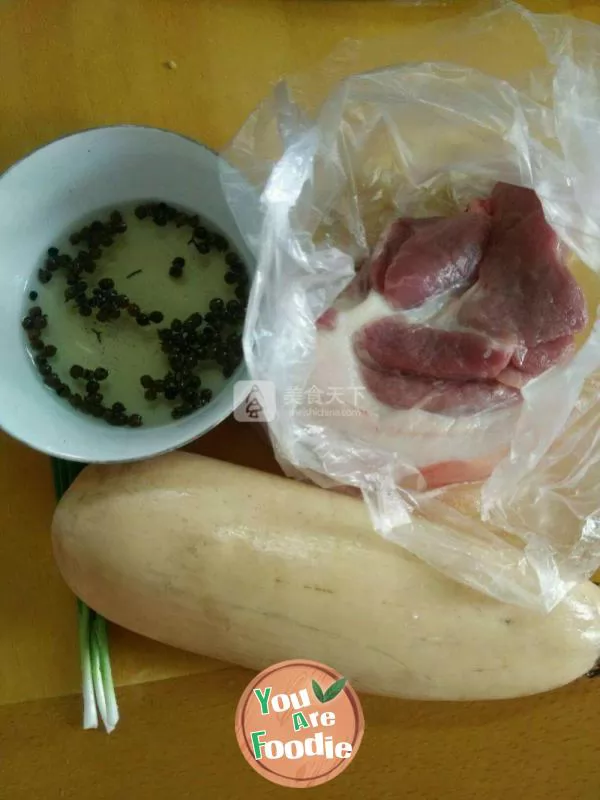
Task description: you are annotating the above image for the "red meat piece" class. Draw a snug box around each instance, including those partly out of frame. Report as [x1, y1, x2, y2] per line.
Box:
[368, 212, 491, 309]
[360, 363, 521, 417]
[497, 335, 576, 388]
[354, 317, 512, 380]
[458, 185, 588, 347]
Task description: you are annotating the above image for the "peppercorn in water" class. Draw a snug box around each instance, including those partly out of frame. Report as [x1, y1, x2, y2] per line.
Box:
[21, 202, 249, 426]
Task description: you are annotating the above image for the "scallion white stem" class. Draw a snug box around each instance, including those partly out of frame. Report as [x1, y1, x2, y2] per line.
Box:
[77, 600, 98, 730]
[90, 629, 109, 730]
[92, 615, 119, 733]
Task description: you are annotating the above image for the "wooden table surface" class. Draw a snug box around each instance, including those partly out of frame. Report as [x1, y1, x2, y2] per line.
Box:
[1, 1, 599, 798]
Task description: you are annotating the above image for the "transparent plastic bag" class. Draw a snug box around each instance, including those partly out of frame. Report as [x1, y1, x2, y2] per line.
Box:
[221, 1, 600, 612]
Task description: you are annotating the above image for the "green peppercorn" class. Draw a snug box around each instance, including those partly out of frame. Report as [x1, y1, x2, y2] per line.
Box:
[186, 312, 203, 330]
[224, 252, 240, 268]
[181, 389, 198, 405]
[204, 311, 223, 330]
[209, 298, 225, 313]
[226, 299, 242, 315]
[235, 285, 248, 302]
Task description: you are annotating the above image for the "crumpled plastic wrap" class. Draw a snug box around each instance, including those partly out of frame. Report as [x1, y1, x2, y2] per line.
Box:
[221, 1, 600, 612]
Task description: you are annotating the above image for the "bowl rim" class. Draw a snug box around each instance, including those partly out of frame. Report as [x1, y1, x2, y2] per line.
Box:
[0, 123, 221, 184]
[0, 123, 253, 463]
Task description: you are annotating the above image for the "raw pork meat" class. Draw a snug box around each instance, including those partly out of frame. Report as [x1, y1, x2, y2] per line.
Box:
[458, 185, 587, 348]
[361, 364, 520, 416]
[369, 212, 491, 309]
[354, 317, 512, 380]
[304, 183, 588, 487]
[303, 294, 521, 488]
[498, 336, 576, 389]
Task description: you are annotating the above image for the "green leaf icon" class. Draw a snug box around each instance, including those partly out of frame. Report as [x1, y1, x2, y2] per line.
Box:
[323, 677, 347, 702]
[312, 679, 325, 703]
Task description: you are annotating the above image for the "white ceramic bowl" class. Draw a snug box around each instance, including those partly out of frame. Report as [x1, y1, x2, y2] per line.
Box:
[0, 125, 259, 462]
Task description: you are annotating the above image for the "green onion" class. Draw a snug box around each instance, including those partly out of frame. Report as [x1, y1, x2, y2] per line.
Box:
[54, 459, 119, 734]
[78, 601, 119, 733]
[92, 615, 119, 732]
[77, 600, 98, 730]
